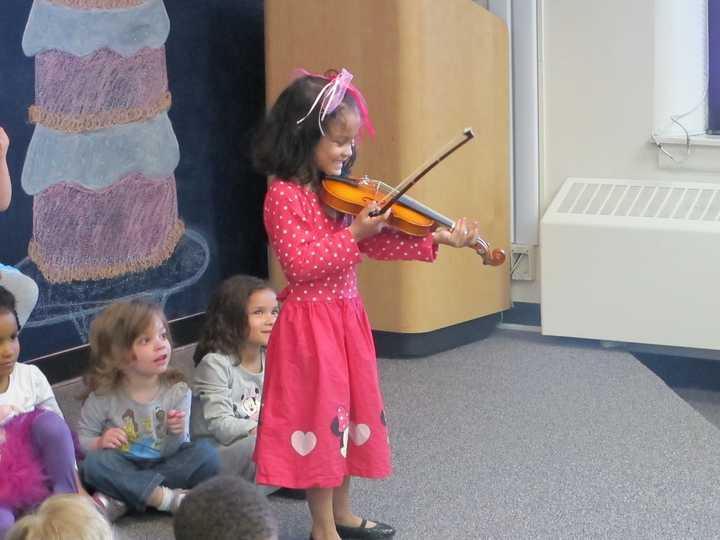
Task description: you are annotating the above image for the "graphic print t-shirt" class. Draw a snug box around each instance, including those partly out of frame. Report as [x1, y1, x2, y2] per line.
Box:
[78, 382, 191, 460]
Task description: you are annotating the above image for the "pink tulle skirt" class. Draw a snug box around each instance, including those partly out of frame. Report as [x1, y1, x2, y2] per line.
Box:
[0, 409, 50, 510]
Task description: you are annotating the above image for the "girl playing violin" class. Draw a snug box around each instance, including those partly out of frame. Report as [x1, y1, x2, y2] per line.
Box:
[252, 68, 482, 540]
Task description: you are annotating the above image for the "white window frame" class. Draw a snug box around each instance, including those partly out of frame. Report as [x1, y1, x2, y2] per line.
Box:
[651, 0, 720, 171]
[490, 0, 540, 245]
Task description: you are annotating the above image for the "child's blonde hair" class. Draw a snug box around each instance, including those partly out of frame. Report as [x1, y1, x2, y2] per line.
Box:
[84, 300, 184, 395]
[6, 494, 114, 540]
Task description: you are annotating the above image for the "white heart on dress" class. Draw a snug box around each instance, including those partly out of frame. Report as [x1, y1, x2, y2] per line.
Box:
[341, 429, 349, 458]
[349, 423, 371, 446]
[290, 431, 317, 456]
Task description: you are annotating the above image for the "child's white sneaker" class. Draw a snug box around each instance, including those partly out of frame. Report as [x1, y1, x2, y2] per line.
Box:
[92, 492, 129, 522]
[168, 488, 188, 514]
[156, 486, 188, 514]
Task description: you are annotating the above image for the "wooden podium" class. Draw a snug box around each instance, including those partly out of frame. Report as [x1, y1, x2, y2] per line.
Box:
[264, 0, 511, 355]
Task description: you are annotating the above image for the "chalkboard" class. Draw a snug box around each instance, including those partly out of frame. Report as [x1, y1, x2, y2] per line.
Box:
[0, 0, 267, 362]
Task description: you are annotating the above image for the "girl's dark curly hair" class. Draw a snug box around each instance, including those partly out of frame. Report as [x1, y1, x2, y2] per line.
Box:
[193, 275, 273, 366]
[252, 73, 361, 187]
[0, 285, 20, 330]
[173, 476, 278, 540]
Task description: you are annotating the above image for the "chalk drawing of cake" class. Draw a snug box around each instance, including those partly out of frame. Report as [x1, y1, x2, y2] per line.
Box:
[21, 0, 184, 283]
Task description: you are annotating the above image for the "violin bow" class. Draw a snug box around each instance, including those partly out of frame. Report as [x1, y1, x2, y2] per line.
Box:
[371, 128, 475, 216]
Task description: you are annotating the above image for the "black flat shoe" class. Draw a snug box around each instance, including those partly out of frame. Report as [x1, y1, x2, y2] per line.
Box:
[336, 519, 396, 539]
[270, 487, 306, 500]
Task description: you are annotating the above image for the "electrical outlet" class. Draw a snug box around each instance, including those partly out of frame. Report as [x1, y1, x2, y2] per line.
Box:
[511, 244, 535, 281]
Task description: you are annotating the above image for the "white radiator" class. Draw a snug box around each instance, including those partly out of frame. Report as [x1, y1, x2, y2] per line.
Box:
[541, 177, 720, 350]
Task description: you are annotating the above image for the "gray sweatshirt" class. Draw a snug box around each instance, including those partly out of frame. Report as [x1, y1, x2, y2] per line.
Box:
[191, 352, 264, 446]
[78, 381, 191, 460]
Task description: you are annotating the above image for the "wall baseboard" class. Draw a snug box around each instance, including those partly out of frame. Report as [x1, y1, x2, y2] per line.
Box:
[38, 303, 541, 382]
[373, 313, 501, 358]
[501, 301, 540, 327]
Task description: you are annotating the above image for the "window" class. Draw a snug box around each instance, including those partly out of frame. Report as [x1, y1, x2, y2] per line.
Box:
[653, 0, 707, 140]
[651, 0, 720, 169]
[709, 0, 719, 133]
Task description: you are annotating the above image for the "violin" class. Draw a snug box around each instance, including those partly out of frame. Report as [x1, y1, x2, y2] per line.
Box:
[319, 129, 506, 267]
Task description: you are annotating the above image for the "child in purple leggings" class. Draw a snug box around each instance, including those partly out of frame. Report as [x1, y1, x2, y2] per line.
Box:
[0, 285, 80, 540]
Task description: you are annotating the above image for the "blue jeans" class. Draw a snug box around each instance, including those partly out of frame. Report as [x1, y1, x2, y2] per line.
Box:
[80, 440, 219, 511]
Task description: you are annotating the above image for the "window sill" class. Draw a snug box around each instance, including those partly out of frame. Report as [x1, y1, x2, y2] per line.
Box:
[652, 134, 720, 172]
[654, 134, 720, 147]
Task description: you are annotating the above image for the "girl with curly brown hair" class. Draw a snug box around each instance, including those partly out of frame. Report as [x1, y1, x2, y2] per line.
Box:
[78, 300, 219, 521]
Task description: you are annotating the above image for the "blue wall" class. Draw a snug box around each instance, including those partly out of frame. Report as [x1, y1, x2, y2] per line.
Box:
[0, 0, 267, 362]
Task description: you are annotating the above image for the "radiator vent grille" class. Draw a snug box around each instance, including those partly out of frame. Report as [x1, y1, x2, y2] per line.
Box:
[542, 177, 720, 349]
[557, 181, 720, 221]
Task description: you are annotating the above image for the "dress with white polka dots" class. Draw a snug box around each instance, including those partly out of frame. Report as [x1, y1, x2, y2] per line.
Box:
[264, 179, 437, 302]
[255, 179, 439, 488]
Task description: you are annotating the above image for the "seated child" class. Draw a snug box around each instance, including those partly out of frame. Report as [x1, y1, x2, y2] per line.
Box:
[78, 300, 220, 520]
[191, 275, 278, 485]
[0, 127, 11, 211]
[6, 494, 114, 540]
[0, 285, 80, 540]
[0, 266, 38, 332]
[173, 476, 278, 540]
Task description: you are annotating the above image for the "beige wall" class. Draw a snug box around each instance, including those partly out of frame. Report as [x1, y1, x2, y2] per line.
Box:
[514, 0, 720, 303]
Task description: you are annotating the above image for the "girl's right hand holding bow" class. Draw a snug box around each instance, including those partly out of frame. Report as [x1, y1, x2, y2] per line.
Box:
[348, 202, 391, 242]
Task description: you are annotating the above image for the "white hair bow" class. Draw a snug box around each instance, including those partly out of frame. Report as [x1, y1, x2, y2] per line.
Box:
[296, 68, 354, 135]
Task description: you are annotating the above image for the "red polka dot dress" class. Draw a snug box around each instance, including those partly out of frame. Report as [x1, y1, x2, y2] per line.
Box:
[254, 179, 437, 489]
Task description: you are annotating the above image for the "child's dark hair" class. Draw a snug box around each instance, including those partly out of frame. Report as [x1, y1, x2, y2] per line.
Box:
[252, 72, 361, 186]
[0, 285, 20, 330]
[83, 299, 184, 396]
[173, 476, 278, 540]
[193, 275, 272, 366]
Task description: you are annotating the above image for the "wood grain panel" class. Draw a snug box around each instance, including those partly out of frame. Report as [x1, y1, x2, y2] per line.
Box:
[265, 0, 510, 332]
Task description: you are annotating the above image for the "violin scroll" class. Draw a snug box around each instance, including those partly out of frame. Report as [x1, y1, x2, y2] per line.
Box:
[470, 234, 506, 266]
[477, 246, 507, 267]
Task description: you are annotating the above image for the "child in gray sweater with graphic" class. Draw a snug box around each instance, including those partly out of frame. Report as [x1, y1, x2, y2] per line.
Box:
[191, 276, 277, 484]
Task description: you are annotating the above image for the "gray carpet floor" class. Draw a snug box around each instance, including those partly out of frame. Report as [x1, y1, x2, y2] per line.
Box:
[634, 351, 720, 432]
[53, 329, 720, 539]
